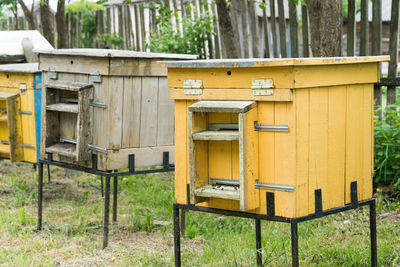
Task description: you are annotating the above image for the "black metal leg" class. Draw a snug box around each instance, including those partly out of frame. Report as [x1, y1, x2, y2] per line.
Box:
[37, 163, 43, 231]
[255, 219, 262, 266]
[47, 164, 51, 183]
[112, 175, 118, 222]
[100, 176, 104, 198]
[173, 206, 181, 267]
[291, 222, 299, 267]
[370, 199, 377, 267]
[103, 176, 111, 249]
[180, 209, 186, 236]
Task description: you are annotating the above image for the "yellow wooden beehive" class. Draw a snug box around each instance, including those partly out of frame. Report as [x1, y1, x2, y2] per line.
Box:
[167, 56, 389, 218]
[0, 63, 42, 163]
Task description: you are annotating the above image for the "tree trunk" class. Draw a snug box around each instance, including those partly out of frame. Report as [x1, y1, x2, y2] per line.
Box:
[306, 0, 341, 57]
[18, 0, 36, 30]
[56, 0, 67, 48]
[40, 0, 55, 46]
[215, 0, 240, 58]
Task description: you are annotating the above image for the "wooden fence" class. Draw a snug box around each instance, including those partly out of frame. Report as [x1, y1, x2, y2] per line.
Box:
[1, 0, 399, 104]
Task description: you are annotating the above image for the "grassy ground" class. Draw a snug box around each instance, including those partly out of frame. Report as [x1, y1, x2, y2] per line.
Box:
[0, 160, 399, 266]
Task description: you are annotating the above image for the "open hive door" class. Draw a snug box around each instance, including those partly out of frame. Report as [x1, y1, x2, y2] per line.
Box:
[41, 81, 92, 162]
[188, 100, 259, 211]
[0, 92, 23, 161]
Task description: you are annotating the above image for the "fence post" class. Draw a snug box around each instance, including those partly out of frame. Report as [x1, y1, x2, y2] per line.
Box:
[262, 0, 270, 58]
[249, 0, 260, 58]
[241, 0, 250, 58]
[360, 0, 369, 56]
[372, 0, 382, 56]
[347, 0, 356, 56]
[388, 0, 400, 104]
[289, 0, 298, 58]
[301, 5, 309, 57]
[277, 0, 287, 58]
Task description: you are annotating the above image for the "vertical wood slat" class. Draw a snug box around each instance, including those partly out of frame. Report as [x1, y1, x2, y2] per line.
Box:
[78, 12, 82, 48]
[122, 77, 141, 148]
[288, 0, 298, 58]
[230, 1, 240, 58]
[157, 77, 174, 146]
[277, 0, 287, 58]
[213, 4, 221, 59]
[140, 4, 146, 52]
[388, 0, 400, 104]
[65, 13, 70, 48]
[127, 6, 133, 50]
[96, 10, 105, 48]
[270, 0, 279, 58]
[301, 5, 309, 57]
[372, 0, 382, 56]
[140, 77, 159, 147]
[117, 5, 125, 49]
[106, 8, 111, 36]
[347, 0, 356, 56]
[249, 1, 260, 58]
[241, 0, 250, 58]
[135, 5, 140, 51]
[360, 0, 369, 56]
[262, 1, 270, 58]
[207, 2, 214, 59]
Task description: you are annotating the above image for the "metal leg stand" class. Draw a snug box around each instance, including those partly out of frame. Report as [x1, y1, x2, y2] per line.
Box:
[37, 163, 43, 231]
[291, 222, 299, 267]
[47, 164, 51, 183]
[100, 176, 104, 198]
[180, 209, 186, 236]
[103, 176, 111, 249]
[173, 206, 181, 267]
[370, 199, 377, 267]
[255, 219, 262, 266]
[113, 175, 118, 222]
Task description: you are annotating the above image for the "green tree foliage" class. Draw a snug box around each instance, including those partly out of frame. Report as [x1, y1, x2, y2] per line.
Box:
[374, 102, 400, 191]
[66, 0, 103, 48]
[147, 1, 214, 57]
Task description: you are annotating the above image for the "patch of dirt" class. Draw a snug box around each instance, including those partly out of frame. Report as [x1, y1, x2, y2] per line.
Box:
[378, 208, 400, 222]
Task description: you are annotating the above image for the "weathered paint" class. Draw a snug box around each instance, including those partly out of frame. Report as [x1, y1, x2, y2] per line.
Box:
[0, 64, 41, 163]
[171, 56, 388, 218]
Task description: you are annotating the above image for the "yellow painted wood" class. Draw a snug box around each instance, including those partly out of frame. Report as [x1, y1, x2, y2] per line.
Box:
[0, 71, 38, 163]
[257, 101, 275, 214]
[345, 84, 365, 203]
[172, 57, 383, 218]
[174, 100, 188, 204]
[240, 107, 259, 211]
[326, 86, 346, 210]
[170, 88, 293, 101]
[274, 102, 295, 218]
[168, 67, 294, 89]
[294, 88, 309, 217]
[293, 63, 380, 88]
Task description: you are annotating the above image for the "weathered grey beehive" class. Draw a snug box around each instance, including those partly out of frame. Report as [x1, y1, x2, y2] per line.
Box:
[36, 49, 197, 170]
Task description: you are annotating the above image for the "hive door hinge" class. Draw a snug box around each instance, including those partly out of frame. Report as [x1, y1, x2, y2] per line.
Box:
[183, 79, 203, 95]
[48, 66, 58, 80]
[89, 70, 102, 83]
[252, 79, 274, 96]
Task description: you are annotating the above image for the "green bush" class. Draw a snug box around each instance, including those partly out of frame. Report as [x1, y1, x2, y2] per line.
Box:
[147, 1, 214, 57]
[374, 102, 400, 191]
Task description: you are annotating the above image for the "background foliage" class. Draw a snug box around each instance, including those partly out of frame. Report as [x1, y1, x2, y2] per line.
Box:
[147, 0, 214, 57]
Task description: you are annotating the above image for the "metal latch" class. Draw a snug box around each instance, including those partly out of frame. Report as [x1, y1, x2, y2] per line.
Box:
[48, 66, 58, 80]
[252, 79, 274, 96]
[183, 79, 202, 95]
[254, 124, 289, 132]
[19, 83, 27, 94]
[90, 70, 102, 83]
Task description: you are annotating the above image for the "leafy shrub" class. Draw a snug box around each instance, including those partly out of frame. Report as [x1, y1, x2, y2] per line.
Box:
[374, 102, 400, 191]
[147, 1, 214, 57]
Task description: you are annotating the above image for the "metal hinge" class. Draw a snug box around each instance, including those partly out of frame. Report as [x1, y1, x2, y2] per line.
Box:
[89, 70, 102, 83]
[210, 178, 295, 192]
[48, 66, 58, 80]
[183, 79, 202, 95]
[254, 124, 289, 132]
[60, 137, 107, 154]
[19, 83, 27, 94]
[252, 79, 274, 96]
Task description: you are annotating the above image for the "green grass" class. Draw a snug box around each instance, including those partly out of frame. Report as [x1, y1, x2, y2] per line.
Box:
[0, 161, 399, 266]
